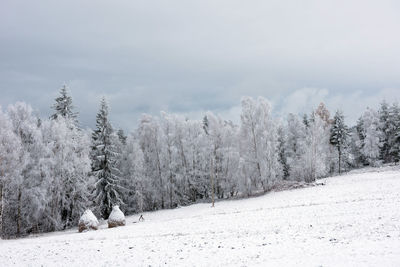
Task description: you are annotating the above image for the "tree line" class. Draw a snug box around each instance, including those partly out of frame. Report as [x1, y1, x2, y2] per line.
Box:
[0, 86, 399, 238]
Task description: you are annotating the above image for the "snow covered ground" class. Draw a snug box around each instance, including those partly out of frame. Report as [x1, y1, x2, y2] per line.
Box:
[1, 166, 400, 266]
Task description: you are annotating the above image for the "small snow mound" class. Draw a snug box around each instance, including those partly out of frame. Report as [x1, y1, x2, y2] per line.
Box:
[78, 209, 99, 232]
[108, 205, 126, 228]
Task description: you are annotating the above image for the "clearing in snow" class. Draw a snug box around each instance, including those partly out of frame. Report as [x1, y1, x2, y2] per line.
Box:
[1, 167, 399, 266]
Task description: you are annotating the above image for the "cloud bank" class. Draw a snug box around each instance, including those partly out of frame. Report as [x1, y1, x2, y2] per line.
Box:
[1, 0, 399, 130]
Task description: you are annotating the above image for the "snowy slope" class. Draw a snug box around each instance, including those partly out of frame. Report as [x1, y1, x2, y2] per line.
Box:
[1, 167, 400, 266]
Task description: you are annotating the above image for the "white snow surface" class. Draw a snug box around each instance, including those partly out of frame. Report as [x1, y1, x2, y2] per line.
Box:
[79, 209, 99, 229]
[1, 166, 400, 266]
[108, 205, 125, 223]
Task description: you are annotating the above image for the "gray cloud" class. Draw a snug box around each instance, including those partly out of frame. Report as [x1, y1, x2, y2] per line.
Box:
[1, 0, 399, 131]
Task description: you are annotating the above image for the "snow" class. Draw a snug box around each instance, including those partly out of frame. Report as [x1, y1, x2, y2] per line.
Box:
[108, 205, 125, 224]
[79, 210, 99, 231]
[1, 167, 400, 266]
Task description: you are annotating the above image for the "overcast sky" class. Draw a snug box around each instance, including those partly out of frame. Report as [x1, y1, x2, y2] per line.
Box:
[1, 0, 399, 131]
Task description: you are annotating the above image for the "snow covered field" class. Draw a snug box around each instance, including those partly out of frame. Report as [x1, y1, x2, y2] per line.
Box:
[1, 167, 400, 267]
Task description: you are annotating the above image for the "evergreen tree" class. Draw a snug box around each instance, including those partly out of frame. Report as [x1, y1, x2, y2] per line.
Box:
[388, 103, 400, 163]
[91, 98, 123, 219]
[202, 115, 209, 135]
[4, 94, 400, 238]
[378, 101, 391, 163]
[303, 114, 309, 128]
[330, 111, 349, 174]
[117, 129, 127, 145]
[277, 124, 289, 179]
[50, 85, 78, 122]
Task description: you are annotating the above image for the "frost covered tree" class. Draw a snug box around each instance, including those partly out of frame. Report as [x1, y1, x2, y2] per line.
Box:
[388, 103, 400, 163]
[239, 97, 282, 192]
[204, 112, 225, 199]
[353, 116, 367, 166]
[220, 120, 240, 197]
[330, 111, 349, 174]
[203, 112, 240, 200]
[302, 114, 309, 128]
[315, 103, 332, 125]
[277, 123, 290, 180]
[119, 134, 145, 214]
[284, 107, 333, 182]
[50, 85, 78, 123]
[185, 118, 209, 202]
[4, 92, 400, 238]
[42, 117, 92, 229]
[117, 129, 127, 145]
[378, 101, 391, 163]
[360, 108, 381, 166]
[0, 107, 22, 238]
[285, 113, 307, 181]
[91, 98, 123, 219]
[303, 112, 331, 181]
[375, 102, 400, 164]
[137, 114, 165, 209]
[7, 102, 48, 236]
[160, 112, 180, 208]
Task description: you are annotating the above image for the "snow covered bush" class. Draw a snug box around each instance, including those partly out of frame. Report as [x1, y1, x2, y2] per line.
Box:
[108, 206, 126, 228]
[78, 209, 99, 232]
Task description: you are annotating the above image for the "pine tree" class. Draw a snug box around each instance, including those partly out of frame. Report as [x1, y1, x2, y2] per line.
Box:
[277, 125, 289, 179]
[303, 114, 309, 128]
[202, 115, 209, 135]
[378, 101, 391, 163]
[388, 103, 400, 163]
[330, 110, 349, 174]
[50, 85, 78, 122]
[117, 129, 127, 145]
[91, 98, 123, 219]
